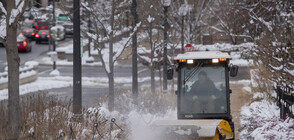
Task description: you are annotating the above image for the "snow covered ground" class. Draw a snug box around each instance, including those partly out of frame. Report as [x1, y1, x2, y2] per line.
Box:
[239, 73, 294, 140]
[0, 75, 161, 101]
[239, 91, 294, 140]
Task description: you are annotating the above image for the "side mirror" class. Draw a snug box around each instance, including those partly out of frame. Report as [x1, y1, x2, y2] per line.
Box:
[230, 65, 238, 77]
[167, 67, 173, 80]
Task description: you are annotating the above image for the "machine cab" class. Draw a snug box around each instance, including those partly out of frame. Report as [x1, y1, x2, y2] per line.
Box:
[173, 51, 238, 120]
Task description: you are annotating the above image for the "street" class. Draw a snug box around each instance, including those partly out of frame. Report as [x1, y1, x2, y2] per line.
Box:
[0, 41, 51, 71]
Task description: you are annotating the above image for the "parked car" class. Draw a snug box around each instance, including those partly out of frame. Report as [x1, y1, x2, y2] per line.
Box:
[34, 21, 49, 32]
[20, 28, 36, 40]
[56, 14, 70, 22]
[35, 30, 51, 44]
[22, 11, 34, 20]
[17, 34, 31, 52]
[50, 24, 65, 41]
[63, 20, 73, 35]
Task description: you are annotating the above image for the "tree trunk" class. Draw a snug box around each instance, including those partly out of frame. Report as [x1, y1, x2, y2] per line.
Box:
[230, 35, 237, 45]
[108, 0, 115, 111]
[108, 71, 114, 111]
[149, 22, 155, 94]
[6, 0, 21, 138]
[131, 0, 138, 103]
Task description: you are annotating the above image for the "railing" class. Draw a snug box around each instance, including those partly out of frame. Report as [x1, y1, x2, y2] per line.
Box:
[276, 86, 294, 120]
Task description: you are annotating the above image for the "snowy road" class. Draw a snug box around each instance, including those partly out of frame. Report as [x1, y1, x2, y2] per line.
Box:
[0, 38, 73, 71]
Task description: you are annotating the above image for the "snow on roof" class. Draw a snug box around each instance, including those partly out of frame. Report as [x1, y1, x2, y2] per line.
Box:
[174, 51, 231, 60]
[17, 34, 26, 42]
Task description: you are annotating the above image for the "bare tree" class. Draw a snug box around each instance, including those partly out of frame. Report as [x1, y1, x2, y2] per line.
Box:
[204, 0, 253, 44]
[250, 1, 294, 91]
[0, 0, 27, 138]
[82, 0, 137, 111]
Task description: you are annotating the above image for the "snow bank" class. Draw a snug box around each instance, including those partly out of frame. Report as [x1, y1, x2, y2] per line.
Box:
[25, 61, 39, 67]
[194, 42, 254, 52]
[0, 77, 72, 101]
[49, 69, 60, 76]
[0, 69, 36, 85]
[239, 94, 294, 140]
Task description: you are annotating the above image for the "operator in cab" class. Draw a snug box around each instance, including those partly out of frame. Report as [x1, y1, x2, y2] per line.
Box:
[190, 71, 218, 113]
[182, 68, 226, 114]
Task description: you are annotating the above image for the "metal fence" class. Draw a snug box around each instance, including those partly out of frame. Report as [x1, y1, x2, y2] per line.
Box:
[276, 86, 294, 120]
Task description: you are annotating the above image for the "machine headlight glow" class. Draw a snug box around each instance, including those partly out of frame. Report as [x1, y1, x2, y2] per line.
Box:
[187, 59, 194, 64]
[212, 59, 219, 63]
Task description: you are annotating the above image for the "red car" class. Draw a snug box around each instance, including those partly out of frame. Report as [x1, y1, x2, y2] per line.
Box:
[35, 21, 49, 32]
[17, 34, 31, 52]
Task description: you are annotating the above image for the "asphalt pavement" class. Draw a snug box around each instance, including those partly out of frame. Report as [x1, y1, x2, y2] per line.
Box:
[0, 41, 50, 71]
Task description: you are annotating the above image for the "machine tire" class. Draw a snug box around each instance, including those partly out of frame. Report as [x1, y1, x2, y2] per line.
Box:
[229, 121, 235, 140]
[219, 134, 225, 140]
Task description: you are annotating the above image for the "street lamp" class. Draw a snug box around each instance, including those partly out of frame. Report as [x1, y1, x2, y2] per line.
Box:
[162, 0, 170, 92]
[179, 4, 188, 53]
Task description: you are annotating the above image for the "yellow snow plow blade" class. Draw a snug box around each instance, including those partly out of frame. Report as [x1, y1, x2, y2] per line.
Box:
[152, 119, 234, 139]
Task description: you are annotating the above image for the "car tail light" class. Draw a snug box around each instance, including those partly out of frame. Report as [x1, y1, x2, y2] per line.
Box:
[46, 34, 50, 38]
[19, 32, 23, 35]
[31, 32, 35, 35]
[35, 34, 40, 38]
[23, 41, 27, 46]
[41, 32, 46, 35]
[26, 30, 29, 33]
[36, 25, 38, 29]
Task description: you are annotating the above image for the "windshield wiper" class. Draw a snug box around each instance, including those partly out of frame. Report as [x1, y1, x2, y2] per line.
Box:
[184, 62, 203, 84]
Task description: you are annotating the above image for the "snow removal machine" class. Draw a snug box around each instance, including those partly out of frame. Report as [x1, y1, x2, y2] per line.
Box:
[153, 51, 238, 140]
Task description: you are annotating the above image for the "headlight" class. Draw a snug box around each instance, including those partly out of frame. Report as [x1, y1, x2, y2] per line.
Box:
[187, 59, 194, 64]
[212, 59, 219, 63]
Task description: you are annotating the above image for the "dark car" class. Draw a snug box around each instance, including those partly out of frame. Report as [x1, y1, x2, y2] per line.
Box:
[0, 38, 4, 47]
[17, 34, 31, 52]
[35, 30, 51, 44]
[20, 28, 36, 40]
[0, 41, 4, 47]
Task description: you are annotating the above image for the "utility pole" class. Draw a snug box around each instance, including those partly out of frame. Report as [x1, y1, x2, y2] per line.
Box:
[132, 0, 138, 104]
[73, 0, 82, 114]
[179, 4, 187, 53]
[181, 16, 184, 53]
[52, 0, 56, 70]
[163, 4, 169, 92]
[88, 10, 92, 57]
